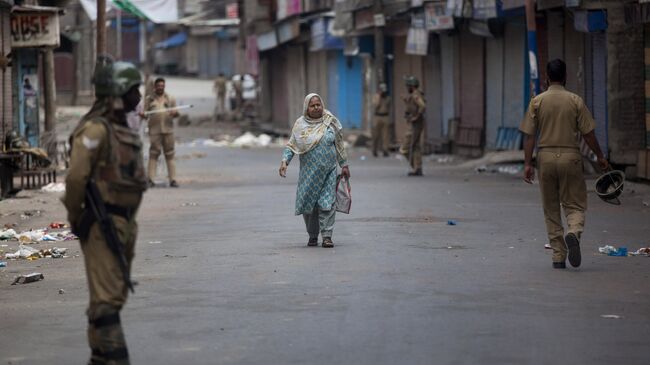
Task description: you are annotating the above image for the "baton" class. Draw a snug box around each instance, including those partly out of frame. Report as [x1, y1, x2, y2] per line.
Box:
[144, 104, 194, 116]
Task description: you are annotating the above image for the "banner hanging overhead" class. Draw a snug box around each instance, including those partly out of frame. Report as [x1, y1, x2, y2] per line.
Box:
[80, 0, 178, 23]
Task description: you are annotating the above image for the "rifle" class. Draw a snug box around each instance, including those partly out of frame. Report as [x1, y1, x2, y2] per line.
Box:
[85, 179, 135, 293]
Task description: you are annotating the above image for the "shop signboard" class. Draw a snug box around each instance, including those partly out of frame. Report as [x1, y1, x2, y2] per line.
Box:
[10, 9, 60, 48]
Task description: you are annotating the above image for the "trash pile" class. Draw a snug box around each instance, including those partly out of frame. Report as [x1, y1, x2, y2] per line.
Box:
[232, 132, 273, 148]
[4, 245, 68, 260]
[0, 228, 77, 244]
[1, 223, 77, 262]
[186, 132, 276, 149]
[475, 164, 523, 175]
[598, 245, 650, 257]
[41, 182, 66, 193]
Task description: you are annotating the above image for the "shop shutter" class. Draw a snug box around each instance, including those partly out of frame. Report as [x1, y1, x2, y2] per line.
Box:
[458, 31, 485, 148]
[590, 33, 608, 156]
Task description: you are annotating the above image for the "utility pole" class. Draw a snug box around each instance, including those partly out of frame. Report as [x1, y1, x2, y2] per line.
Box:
[97, 0, 107, 55]
[42, 48, 56, 155]
[71, 5, 81, 105]
[116, 9, 122, 59]
[373, 0, 385, 85]
[525, 0, 540, 96]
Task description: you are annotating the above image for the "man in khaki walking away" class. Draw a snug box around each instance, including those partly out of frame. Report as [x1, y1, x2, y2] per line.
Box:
[372, 83, 391, 157]
[520, 59, 609, 270]
[399, 76, 426, 176]
[143, 77, 179, 188]
[63, 56, 148, 364]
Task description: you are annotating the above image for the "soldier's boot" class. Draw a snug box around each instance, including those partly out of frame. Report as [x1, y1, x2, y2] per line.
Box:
[147, 156, 159, 186]
[88, 304, 130, 365]
[165, 155, 178, 187]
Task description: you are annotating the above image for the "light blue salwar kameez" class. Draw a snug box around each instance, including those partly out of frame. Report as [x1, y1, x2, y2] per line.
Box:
[282, 94, 348, 239]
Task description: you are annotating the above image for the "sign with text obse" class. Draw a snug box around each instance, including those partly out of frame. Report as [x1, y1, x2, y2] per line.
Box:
[10, 11, 60, 48]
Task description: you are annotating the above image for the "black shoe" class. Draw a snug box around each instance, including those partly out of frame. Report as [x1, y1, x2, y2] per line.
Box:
[372, 151, 378, 157]
[565, 233, 581, 268]
[322, 237, 334, 248]
[307, 238, 318, 247]
[383, 152, 389, 157]
[553, 262, 566, 269]
[408, 169, 423, 176]
[169, 180, 179, 188]
[147, 179, 155, 188]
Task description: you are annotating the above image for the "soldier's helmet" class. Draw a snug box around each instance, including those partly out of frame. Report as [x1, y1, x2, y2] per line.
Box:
[92, 54, 142, 97]
[404, 75, 419, 88]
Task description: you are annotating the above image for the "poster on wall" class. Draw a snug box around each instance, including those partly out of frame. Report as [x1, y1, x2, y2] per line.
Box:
[425, 2, 454, 31]
[446, 0, 464, 17]
[406, 15, 428, 56]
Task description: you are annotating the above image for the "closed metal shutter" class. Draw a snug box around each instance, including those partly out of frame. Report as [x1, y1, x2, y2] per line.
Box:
[424, 36, 443, 141]
[306, 50, 329, 100]
[440, 34, 456, 138]
[485, 36, 504, 149]
[502, 20, 525, 129]
[287, 45, 306, 124]
[590, 33, 608, 156]
[270, 48, 289, 128]
[458, 31, 485, 149]
[217, 39, 236, 77]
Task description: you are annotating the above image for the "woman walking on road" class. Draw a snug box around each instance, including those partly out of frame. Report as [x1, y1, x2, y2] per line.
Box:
[279, 93, 351, 248]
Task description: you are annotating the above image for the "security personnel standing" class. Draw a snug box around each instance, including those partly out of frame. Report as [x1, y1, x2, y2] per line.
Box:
[63, 55, 148, 364]
[144, 77, 179, 187]
[213, 72, 227, 118]
[520, 59, 608, 269]
[399, 76, 426, 176]
[372, 83, 391, 157]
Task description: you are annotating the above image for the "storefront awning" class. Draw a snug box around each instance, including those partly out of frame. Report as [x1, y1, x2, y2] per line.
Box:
[154, 32, 187, 49]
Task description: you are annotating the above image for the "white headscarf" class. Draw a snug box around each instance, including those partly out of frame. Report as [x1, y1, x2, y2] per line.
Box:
[286, 94, 345, 158]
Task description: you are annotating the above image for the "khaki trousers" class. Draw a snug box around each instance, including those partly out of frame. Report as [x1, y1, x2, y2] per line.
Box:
[82, 216, 137, 364]
[399, 119, 424, 170]
[372, 115, 390, 154]
[537, 149, 587, 262]
[148, 133, 176, 181]
[303, 207, 336, 238]
[214, 94, 226, 116]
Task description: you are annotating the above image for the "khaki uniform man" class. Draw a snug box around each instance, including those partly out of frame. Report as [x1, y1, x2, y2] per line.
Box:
[63, 56, 147, 364]
[372, 83, 391, 157]
[232, 75, 243, 115]
[399, 76, 426, 176]
[144, 78, 179, 188]
[213, 73, 227, 118]
[520, 59, 608, 269]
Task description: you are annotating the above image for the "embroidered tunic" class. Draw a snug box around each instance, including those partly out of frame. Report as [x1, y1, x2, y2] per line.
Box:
[283, 126, 347, 215]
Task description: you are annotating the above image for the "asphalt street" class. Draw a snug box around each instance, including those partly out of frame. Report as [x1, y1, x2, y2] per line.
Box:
[1, 143, 649, 365]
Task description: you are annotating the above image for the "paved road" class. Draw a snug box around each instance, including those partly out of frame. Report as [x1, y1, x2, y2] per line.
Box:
[1, 144, 649, 364]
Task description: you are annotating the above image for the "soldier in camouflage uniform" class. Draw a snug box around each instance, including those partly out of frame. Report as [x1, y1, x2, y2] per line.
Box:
[63, 55, 148, 364]
[399, 76, 426, 176]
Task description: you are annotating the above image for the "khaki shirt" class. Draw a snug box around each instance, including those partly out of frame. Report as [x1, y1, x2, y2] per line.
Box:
[519, 85, 595, 149]
[145, 93, 176, 135]
[405, 90, 425, 122]
[214, 77, 226, 97]
[374, 93, 391, 116]
[63, 118, 144, 225]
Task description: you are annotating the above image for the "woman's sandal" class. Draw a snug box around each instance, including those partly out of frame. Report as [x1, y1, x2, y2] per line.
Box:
[308, 238, 318, 247]
[322, 238, 334, 248]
